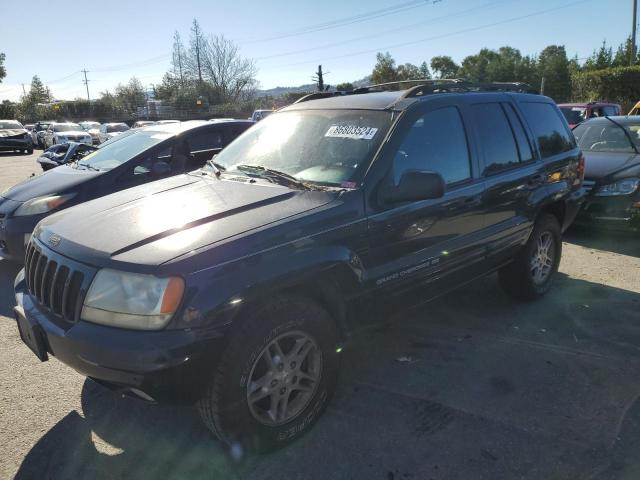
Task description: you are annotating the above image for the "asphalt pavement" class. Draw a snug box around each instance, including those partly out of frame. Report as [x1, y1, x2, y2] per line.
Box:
[0, 151, 639, 480]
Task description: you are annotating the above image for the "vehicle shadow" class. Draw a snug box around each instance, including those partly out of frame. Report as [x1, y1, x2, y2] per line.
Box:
[0, 260, 21, 318]
[10, 272, 640, 480]
[565, 226, 639, 258]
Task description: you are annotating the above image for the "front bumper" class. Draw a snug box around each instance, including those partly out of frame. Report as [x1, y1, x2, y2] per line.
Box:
[0, 138, 32, 151]
[14, 273, 227, 405]
[0, 213, 41, 262]
[574, 192, 640, 231]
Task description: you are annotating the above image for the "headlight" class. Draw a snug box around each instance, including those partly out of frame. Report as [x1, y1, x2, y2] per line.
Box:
[14, 193, 76, 216]
[81, 269, 185, 330]
[595, 178, 640, 196]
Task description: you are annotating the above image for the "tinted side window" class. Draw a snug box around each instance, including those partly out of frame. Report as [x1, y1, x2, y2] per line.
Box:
[188, 130, 223, 153]
[520, 102, 575, 158]
[603, 105, 619, 116]
[393, 106, 471, 185]
[472, 103, 519, 174]
[503, 103, 534, 163]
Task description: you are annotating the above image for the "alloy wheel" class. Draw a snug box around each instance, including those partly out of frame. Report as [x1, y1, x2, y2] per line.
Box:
[530, 231, 555, 285]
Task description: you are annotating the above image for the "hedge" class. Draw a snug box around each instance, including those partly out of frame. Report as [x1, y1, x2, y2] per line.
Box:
[571, 65, 640, 104]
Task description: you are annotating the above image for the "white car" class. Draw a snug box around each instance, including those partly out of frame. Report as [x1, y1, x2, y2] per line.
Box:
[97, 123, 130, 144]
[79, 121, 101, 145]
[43, 122, 93, 148]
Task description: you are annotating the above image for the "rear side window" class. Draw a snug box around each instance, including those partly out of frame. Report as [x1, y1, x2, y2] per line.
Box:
[603, 105, 620, 116]
[503, 103, 534, 163]
[392, 106, 471, 185]
[520, 102, 575, 158]
[188, 130, 224, 153]
[471, 103, 520, 174]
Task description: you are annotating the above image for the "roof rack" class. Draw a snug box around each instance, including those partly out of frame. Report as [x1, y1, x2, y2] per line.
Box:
[291, 79, 538, 105]
[293, 92, 343, 104]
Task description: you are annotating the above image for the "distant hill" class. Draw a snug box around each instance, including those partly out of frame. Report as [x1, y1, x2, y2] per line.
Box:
[257, 76, 372, 97]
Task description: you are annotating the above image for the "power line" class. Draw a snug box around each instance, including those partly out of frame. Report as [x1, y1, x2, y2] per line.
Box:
[255, 0, 512, 62]
[240, 0, 443, 43]
[266, 0, 595, 69]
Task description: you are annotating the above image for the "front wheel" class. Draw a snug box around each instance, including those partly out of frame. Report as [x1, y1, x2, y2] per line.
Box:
[197, 295, 340, 453]
[499, 214, 562, 301]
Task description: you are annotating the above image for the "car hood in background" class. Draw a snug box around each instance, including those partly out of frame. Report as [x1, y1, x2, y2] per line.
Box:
[2, 166, 101, 202]
[0, 129, 28, 138]
[583, 151, 640, 179]
[37, 175, 337, 266]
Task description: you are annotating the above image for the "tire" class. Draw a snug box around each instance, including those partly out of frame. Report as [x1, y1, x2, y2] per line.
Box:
[197, 295, 340, 453]
[499, 213, 562, 301]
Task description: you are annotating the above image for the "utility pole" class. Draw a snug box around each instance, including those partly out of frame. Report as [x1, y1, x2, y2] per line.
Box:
[21, 84, 26, 97]
[81, 69, 90, 102]
[540, 77, 545, 96]
[632, 0, 638, 65]
[312, 65, 329, 92]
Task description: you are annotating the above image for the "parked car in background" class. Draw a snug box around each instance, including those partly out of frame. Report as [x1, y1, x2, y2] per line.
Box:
[629, 101, 640, 116]
[0, 120, 253, 261]
[209, 118, 235, 122]
[156, 120, 179, 125]
[0, 120, 33, 154]
[79, 121, 100, 131]
[13, 82, 584, 453]
[250, 109, 273, 121]
[558, 102, 622, 128]
[132, 121, 157, 129]
[97, 122, 130, 144]
[24, 124, 34, 133]
[32, 120, 55, 148]
[36, 142, 97, 171]
[43, 122, 92, 149]
[573, 116, 640, 230]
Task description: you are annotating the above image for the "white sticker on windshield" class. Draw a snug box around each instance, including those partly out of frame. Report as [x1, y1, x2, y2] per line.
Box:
[325, 125, 378, 140]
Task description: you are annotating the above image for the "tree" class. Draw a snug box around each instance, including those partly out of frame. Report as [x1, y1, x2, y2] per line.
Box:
[201, 34, 257, 102]
[335, 82, 355, 91]
[419, 61, 432, 79]
[459, 48, 501, 82]
[584, 40, 613, 71]
[371, 52, 398, 84]
[396, 62, 421, 81]
[612, 36, 639, 67]
[188, 19, 206, 83]
[171, 31, 187, 85]
[114, 77, 146, 112]
[0, 53, 6, 84]
[537, 45, 571, 101]
[430, 56, 459, 79]
[27, 75, 52, 104]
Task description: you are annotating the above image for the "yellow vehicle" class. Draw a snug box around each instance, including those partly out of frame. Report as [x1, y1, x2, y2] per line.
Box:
[629, 101, 640, 115]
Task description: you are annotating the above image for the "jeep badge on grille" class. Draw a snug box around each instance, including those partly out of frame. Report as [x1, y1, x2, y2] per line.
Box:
[48, 233, 61, 247]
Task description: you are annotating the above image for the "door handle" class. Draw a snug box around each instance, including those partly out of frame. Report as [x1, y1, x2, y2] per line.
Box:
[528, 174, 546, 186]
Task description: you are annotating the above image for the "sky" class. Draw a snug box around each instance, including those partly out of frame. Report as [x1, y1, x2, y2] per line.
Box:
[0, 0, 635, 102]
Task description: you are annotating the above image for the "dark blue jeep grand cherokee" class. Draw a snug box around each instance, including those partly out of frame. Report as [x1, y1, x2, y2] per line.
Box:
[14, 80, 584, 452]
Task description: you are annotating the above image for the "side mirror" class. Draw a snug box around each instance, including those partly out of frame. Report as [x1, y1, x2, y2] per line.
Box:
[151, 161, 171, 177]
[381, 170, 445, 204]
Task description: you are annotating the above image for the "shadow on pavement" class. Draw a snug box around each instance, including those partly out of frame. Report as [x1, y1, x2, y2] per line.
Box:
[0, 260, 21, 318]
[11, 272, 640, 480]
[565, 226, 639, 258]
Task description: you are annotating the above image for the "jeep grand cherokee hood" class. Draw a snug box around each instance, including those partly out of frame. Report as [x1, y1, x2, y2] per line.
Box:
[36, 173, 337, 266]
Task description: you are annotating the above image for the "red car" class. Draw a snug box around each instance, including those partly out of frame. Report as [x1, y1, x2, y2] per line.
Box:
[558, 102, 622, 128]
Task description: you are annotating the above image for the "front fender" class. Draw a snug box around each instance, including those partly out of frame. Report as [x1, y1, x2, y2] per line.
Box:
[174, 244, 364, 330]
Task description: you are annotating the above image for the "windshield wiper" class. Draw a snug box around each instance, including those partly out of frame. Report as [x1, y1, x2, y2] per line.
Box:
[76, 161, 101, 171]
[205, 159, 226, 177]
[603, 117, 640, 154]
[234, 164, 309, 190]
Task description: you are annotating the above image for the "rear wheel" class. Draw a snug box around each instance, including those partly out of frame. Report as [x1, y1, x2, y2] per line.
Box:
[197, 295, 340, 453]
[499, 214, 562, 301]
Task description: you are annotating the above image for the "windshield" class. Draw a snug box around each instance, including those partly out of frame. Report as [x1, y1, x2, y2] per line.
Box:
[53, 123, 81, 132]
[74, 131, 170, 171]
[215, 109, 393, 186]
[107, 124, 130, 133]
[0, 121, 23, 129]
[560, 107, 586, 125]
[573, 120, 640, 153]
